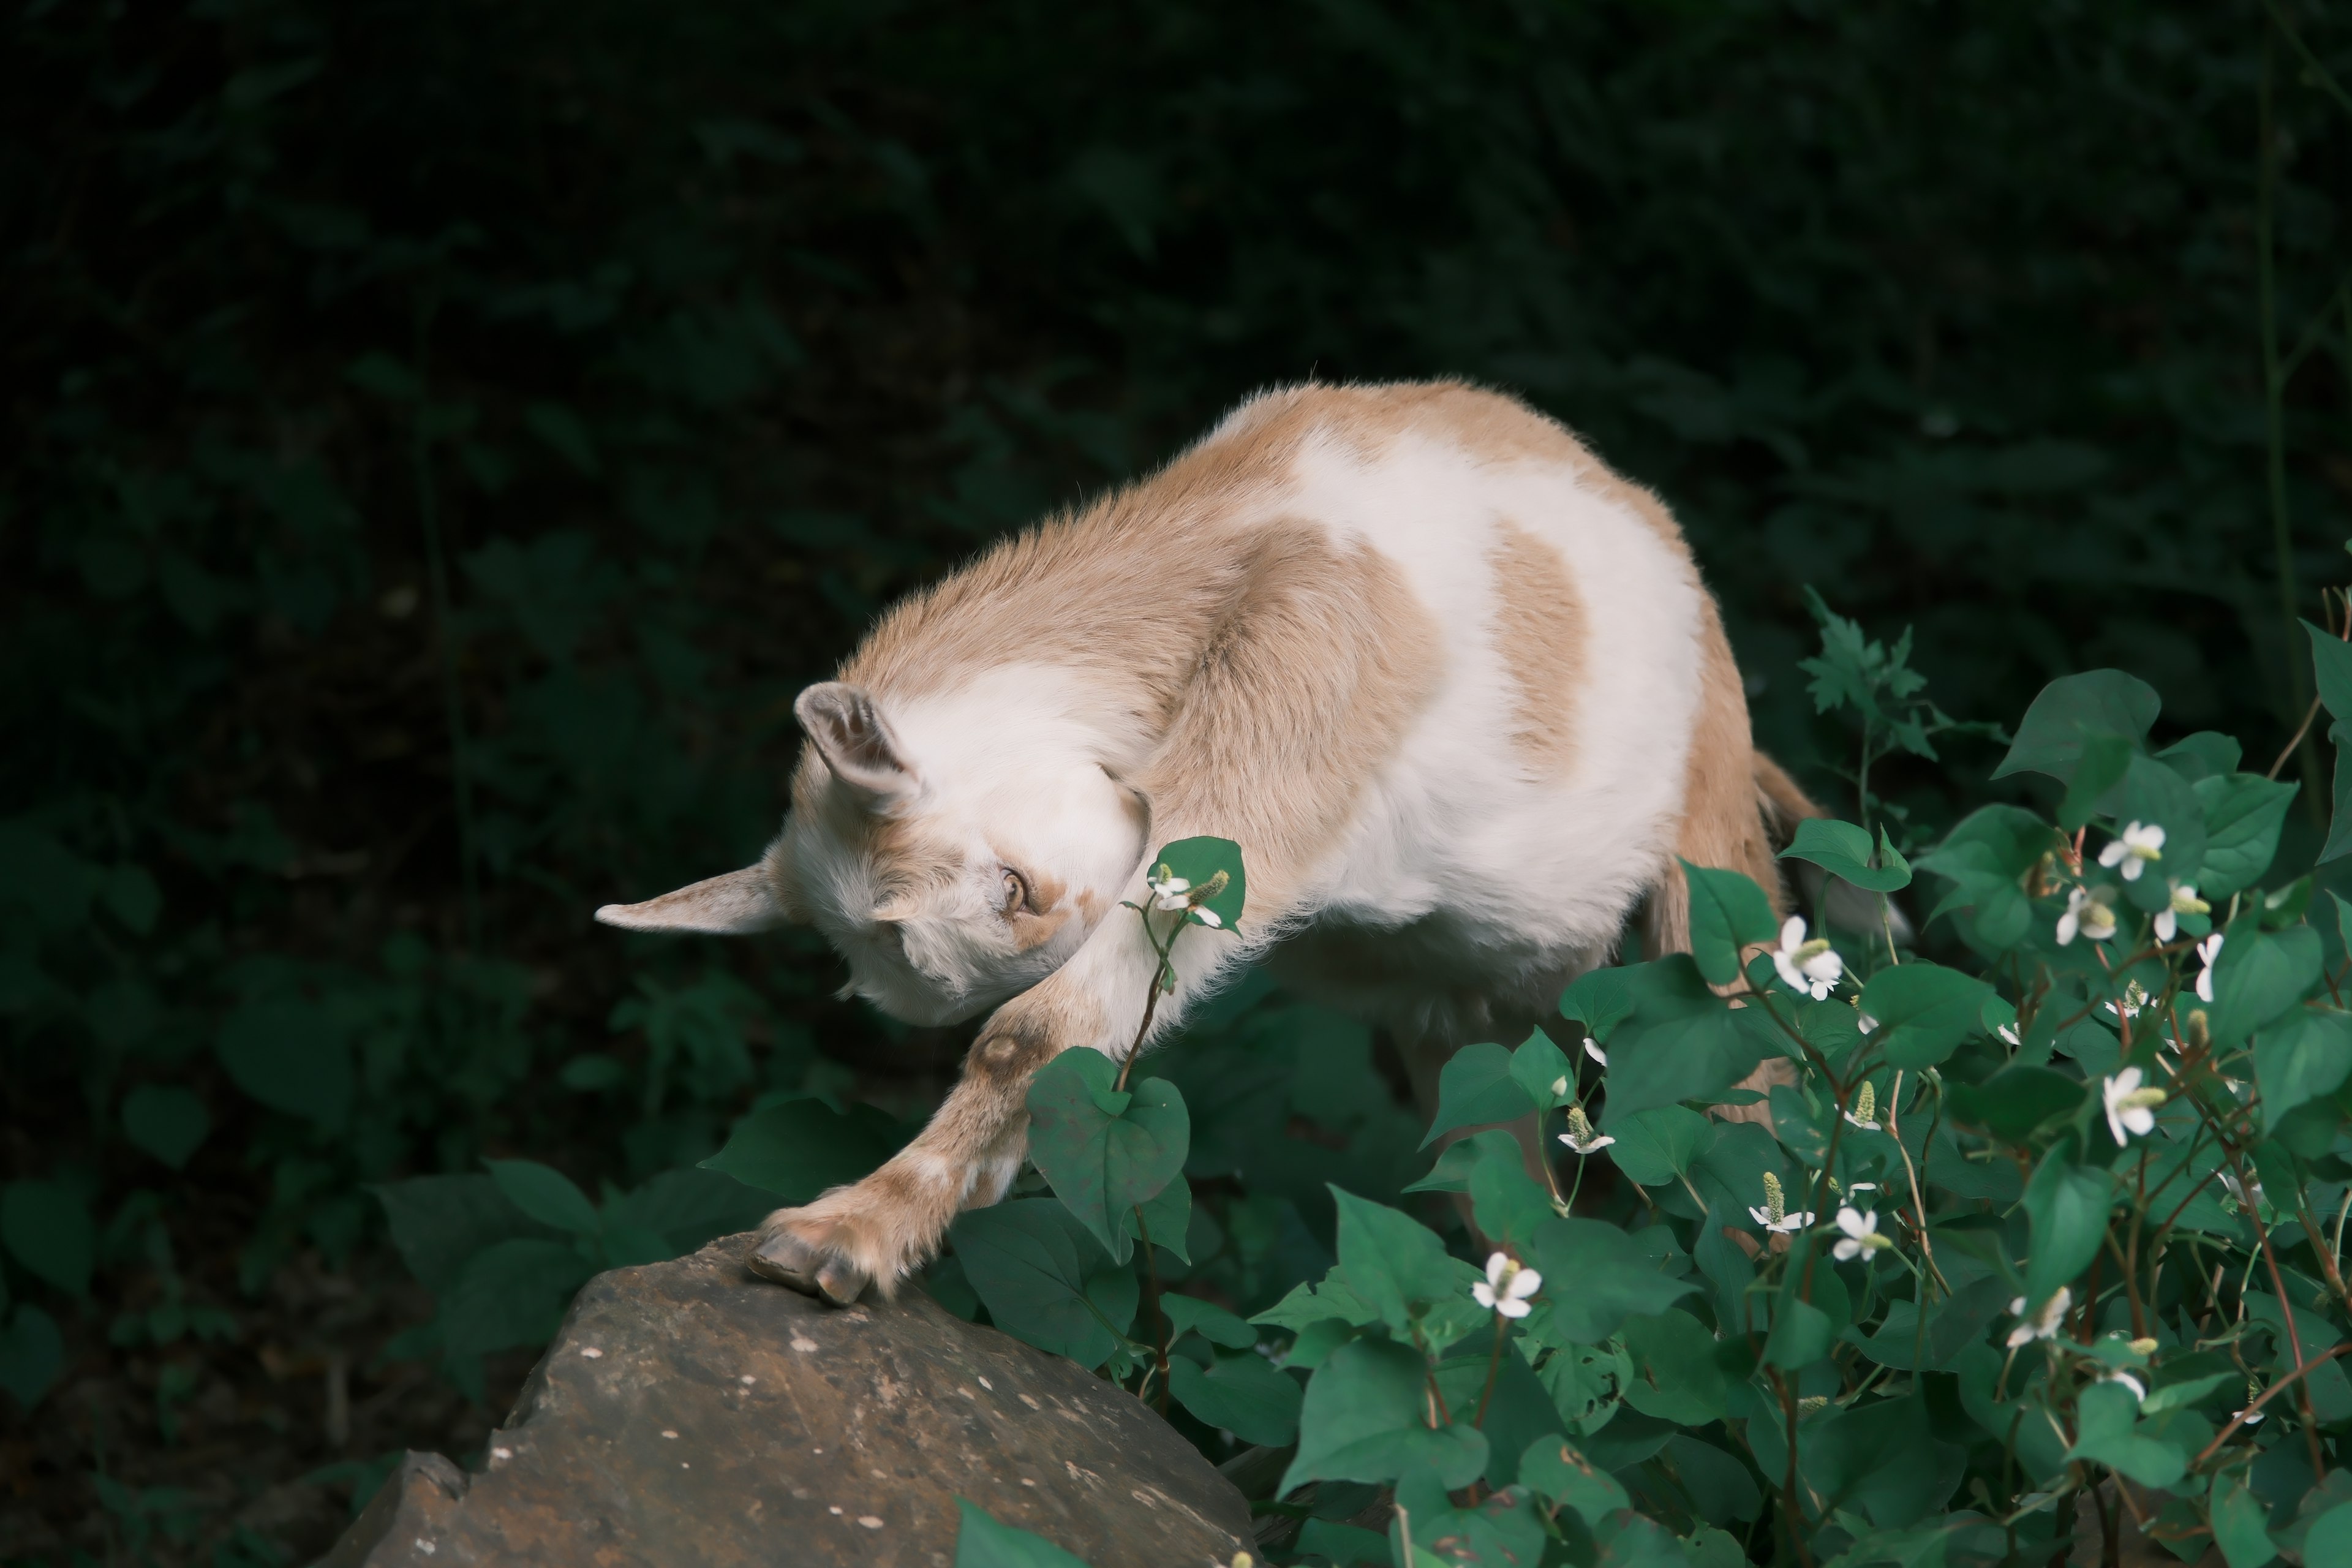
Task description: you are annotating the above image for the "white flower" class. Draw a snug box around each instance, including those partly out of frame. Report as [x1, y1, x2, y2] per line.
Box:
[2220, 1169, 2264, 1212]
[1997, 1023, 2020, 1047]
[2006, 1286, 2072, 1348]
[2103, 1369, 2147, 1404]
[1857, 1014, 1879, 1035]
[1771, 916, 1844, 1000]
[1145, 865, 1226, 926]
[1748, 1170, 1814, 1234]
[1829, 1207, 1893, 1261]
[1842, 1080, 1882, 1132]
[1583, 1036, 1607, 1067]
[2152, 882, 2209, 943]
[2098, 821, 2166, 882]
[2233, 1379, 2266, 1427]
[1471, 1251, 1542, 1318]
[1551, 1076, 1569, 1099]
[2056, 886, 2118, 946]
[2103, 980, 2148, 1022]
[1558, 1105, 1615, 1155]
[2101, 1067, 2166, 1144]
[2195, 934, 2223, 1004]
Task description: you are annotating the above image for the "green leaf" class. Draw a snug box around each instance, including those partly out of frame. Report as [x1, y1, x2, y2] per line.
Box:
[1528, 1216, 1698, 1343]
[1161, 1292, 1256, 1349]
[120, 1085, 210, 1170]
[1419, 1041, 1536, 1148]
[1518, 1436, 1630, 1525]
[216, 995, 353, 1130]
[599, 1168, 772, 1256]
[952, 1499, 1091, 1568]
[1024, 1052, 1188, 1262]
[2328, 723, 2352, 866]
[484, 1159, 601, 1237]
[2312, 621, 2352, 719]
[1330, 1188, 1466, 1333]
[1993, 670, 2160, 782]
[2059, 734, 2134, 834]
[1405, 1128, 1518, 1196]
[1606, 1106, 1716, 1186]
[439, 1238, 595, 1358]
[951, 1199, 1134, 1368]
[2065, 1381, 2186, 1488]
[699, 1097, 900, 1203]
[1765, 1295, 1834, 1371]
[1681, 861, 1778, 986]
[1153, 835, 1246, 932]
[1858, 962, 1989, 1069]
[1169, 1349, 1302, 1444]
[1779, 818, 1912, 892]
[2022, 1154, 2113, 1310]
[1280, 1337, 1489, 1494]
[1468, 1147, 1556, 1248]
[2158, 732, 2245, 783]
[1122, 1173, 1191, 1264]
[1509, 1028, 1576, 1111]
[0, 1182, 91, 1297]
[2116, 753, 2207, 906]
[2211, 1473, 2278, 1568]
[2209, 925, 2323, 1046]
[2255, 1009, 2352, 1132]
[1599, 1001, 1768, 1123]
[1619, 1309, 1729, 1423]
[1559, 967, 1637, 1042]
[1667, 1434, 1762, 1527]
[2198, 774, 2299, 899]
[2301, 1505, 2352, 1568]
[1945, 1066, 2086, 1144]
[373, 1174, 557, 1292]
[0, 1305, 64, 1411]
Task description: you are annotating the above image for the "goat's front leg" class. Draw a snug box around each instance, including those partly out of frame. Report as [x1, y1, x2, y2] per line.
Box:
[747, 910, 1222, 1303]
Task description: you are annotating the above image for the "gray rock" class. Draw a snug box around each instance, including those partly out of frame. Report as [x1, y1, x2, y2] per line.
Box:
[318, 1234, 1253, 1568]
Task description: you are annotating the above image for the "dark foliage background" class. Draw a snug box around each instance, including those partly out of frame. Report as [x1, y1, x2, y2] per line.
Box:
[5, 0, 2351, 1560]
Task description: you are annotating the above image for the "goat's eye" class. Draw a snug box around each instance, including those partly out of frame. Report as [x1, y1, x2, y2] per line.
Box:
[1000, 869, 1028, 914]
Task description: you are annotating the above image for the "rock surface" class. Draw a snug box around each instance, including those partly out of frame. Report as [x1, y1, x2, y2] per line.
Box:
[318, 1234, 1254, 1567]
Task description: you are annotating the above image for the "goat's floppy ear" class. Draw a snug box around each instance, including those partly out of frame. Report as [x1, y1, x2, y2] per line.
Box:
[596, 844, 798, 934]
[795, 681, 915, 807]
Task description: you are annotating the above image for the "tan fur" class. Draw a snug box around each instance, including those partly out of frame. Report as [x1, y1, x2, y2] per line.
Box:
[764, 512, 1443, 1297]
[773, 979, 1108, 1295]
[1489, 520, 1588, 776]
[737, 377, 1817, 1294]
[1128, 519, 1445, 913]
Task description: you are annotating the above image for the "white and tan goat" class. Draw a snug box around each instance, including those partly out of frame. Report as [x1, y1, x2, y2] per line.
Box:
[598, 380, 1815, 1305]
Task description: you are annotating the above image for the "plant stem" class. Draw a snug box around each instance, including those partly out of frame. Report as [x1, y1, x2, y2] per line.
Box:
[1133, 1204, 1170, 1411]
[2225, 1141, 2329, 1473]
[1474, 1321, 1507, 1427]
[1115, 913, 1177, 1093]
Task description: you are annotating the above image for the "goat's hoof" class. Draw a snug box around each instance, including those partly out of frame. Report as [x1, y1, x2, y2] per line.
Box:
[748, 1227, 869, 1307]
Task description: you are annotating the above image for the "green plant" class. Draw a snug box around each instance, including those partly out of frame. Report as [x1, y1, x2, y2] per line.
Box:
[852, 616, 2352, 1568]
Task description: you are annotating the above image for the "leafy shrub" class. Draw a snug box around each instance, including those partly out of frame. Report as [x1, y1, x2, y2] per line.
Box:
[858, 616, 2352, 1567]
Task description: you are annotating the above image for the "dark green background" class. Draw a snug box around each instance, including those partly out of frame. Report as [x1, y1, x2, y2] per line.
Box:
[4, 0, 2350, 1560]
